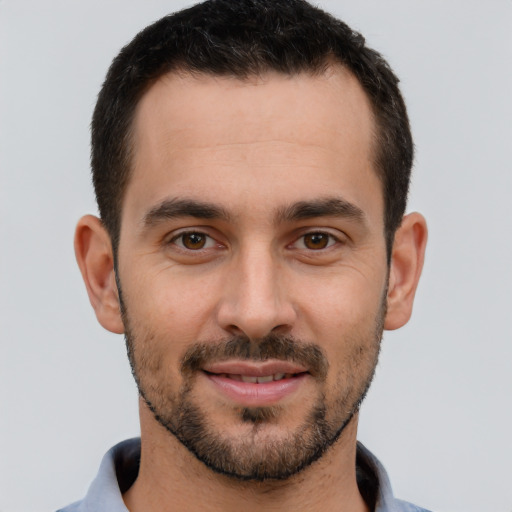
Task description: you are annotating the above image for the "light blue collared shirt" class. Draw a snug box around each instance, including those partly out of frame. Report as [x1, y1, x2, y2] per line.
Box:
[57, 438, 431, 512]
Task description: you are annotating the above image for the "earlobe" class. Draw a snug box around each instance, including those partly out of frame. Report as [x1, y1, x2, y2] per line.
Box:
[384, 212, 428, 331]
[74, 215, 125, 334]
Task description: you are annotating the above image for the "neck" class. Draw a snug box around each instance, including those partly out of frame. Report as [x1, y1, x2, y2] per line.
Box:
[123, 403, 369, 512]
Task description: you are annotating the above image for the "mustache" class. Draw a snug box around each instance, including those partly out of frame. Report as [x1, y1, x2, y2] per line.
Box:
[180, 333, 329, 380]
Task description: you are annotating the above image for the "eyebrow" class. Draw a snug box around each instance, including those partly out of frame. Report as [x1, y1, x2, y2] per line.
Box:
[142, 196, 366, 229]
[143, 198, 232, 227]
[275, 197, 366, 225]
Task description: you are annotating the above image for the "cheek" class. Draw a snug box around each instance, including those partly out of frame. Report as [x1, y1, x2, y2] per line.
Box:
[299, 274, 384, 342]
[296, 273, 385, 392]
[125, 269, 222, 342]
[121, 270, 229, 397]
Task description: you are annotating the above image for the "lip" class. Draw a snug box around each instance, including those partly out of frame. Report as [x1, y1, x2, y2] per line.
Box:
[203, 359, 308, 377]
[202, 359, 309, 406]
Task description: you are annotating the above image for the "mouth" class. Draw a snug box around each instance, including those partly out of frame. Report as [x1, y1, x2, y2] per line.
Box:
[201, 360, 310, 406]
[207, 372, 299, 383]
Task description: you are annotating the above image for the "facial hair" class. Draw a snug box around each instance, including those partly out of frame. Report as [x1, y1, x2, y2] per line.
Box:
[120, 292, 385, 482]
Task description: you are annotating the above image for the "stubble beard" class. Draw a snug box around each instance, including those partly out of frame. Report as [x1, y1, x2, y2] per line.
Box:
[120, 293, 385, 482]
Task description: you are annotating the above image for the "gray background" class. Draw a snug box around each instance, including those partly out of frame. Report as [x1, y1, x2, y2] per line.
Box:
[1, 1, 511, 511]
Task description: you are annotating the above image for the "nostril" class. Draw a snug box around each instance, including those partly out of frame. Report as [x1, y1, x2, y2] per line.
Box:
[216, 286, 297, 340]
[268, 324, 293, 339]
[226, 324, 244, 336]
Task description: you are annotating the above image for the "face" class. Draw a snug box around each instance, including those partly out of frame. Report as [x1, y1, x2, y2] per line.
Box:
[116, 68, 389, 480]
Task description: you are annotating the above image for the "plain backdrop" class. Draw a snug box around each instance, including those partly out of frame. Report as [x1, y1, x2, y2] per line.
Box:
[1, 1, 511, 511]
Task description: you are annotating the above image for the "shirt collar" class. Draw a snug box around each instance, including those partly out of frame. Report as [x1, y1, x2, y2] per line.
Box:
[71, 437, 419, 512]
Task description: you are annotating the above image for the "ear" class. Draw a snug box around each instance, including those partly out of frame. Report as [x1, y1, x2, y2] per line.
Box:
[384, 212, 428, 331]
[74, 215, 124, 334]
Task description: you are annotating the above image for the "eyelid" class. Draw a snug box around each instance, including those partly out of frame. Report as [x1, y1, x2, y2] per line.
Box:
[289, 229, 345, 250]
[167, 229, 219, 251]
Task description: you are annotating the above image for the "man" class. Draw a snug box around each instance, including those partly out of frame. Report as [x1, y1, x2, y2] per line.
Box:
[60, 0, 428, 510]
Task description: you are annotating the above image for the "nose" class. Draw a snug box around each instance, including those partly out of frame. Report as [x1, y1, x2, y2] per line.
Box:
[216, 244, 297, 340]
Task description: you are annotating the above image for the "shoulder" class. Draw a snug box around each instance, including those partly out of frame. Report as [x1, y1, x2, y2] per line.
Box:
[55, 438, 140, 512]
[394, 499, 433, 512]
[356, 442, 432, 512]
[56, 500, 84, 512]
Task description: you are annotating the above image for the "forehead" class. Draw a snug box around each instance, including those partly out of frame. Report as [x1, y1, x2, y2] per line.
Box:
[124, 67, 381, 227]
[133, 66, 375, 161]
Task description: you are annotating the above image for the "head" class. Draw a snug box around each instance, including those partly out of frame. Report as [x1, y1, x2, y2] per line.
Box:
[76, 0, 427, 483]
[91, 0, 413, 258]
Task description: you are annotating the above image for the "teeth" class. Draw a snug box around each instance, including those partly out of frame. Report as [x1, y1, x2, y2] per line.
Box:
[230, 373, 290, 383]
[241, 375, 258, 383]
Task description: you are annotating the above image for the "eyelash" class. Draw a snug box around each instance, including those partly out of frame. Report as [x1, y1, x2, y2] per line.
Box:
[291, 231, 339, 251]
[168, 230, 341, 252]
[169, 231, 218, 251]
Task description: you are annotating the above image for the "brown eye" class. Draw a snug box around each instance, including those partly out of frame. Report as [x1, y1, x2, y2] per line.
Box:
[175, 232, 210, 250]
[302, 232, 331, 250]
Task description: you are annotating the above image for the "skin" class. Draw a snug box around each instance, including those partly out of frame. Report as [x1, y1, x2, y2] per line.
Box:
[75, 66, 427, 512]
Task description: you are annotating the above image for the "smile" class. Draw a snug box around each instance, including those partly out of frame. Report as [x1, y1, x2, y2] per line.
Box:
[210, 372, 294, 383]
[201, 360, 310, 406]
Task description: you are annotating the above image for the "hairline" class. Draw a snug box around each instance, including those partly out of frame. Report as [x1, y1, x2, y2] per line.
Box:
[112, 62, 389, 255]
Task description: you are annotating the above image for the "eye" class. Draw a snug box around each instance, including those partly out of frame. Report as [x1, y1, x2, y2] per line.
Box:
[171, 232, 216, 250]
[295, 232, 337, 250]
